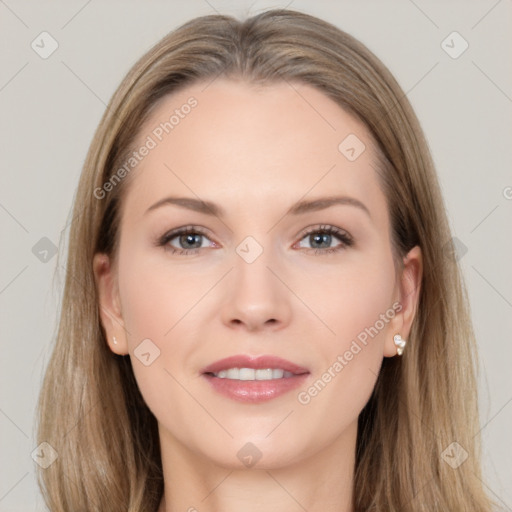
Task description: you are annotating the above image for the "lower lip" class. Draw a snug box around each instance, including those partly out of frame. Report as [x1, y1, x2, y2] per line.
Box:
[202, 373, 310, 403]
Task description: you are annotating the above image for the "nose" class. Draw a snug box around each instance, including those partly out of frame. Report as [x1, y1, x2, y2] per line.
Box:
[219, 244, 292, 333]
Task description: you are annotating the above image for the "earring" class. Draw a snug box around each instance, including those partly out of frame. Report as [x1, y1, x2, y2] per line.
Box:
[113, 336, 118, 345]
[393, 334, 406, 356]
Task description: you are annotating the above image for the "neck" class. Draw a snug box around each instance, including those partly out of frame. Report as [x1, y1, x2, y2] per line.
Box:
[157, 421, 357, 512]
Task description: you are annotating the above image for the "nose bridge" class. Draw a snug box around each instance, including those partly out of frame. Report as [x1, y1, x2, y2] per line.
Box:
[235, 236, 277, 295]
[234, 233, 278, 299]
[220, 233, 290, 330]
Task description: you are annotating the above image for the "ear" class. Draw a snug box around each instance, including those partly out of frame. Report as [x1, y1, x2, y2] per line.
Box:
[383, 245, 423, 357]
[92, 252, 129, 355]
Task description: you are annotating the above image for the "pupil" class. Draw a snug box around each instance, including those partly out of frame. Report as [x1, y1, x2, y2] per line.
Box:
[181, 233, 201, 248]
[311, 233, 330, 248]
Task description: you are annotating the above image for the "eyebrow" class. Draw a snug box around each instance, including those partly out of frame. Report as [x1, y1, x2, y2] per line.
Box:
[145, 195, 371, 219]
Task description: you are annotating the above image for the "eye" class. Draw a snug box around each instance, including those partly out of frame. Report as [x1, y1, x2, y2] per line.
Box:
[157, 225, 215, 255]
[294, 224, 353, 255]
[156, 224, 353, 256]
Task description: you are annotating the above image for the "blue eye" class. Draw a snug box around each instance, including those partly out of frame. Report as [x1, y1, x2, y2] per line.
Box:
[158, 226, 213, 255]
[295, 225, 353, 255]
[157, 224, 353, 256]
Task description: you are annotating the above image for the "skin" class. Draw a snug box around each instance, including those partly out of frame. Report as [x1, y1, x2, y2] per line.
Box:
[94, 78, 422, 512]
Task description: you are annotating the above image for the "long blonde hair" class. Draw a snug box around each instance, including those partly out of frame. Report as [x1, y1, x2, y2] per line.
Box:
[36, 9, 495, 511]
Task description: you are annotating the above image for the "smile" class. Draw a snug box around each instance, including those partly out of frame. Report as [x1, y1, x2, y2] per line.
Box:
[208, 368, 295, 380]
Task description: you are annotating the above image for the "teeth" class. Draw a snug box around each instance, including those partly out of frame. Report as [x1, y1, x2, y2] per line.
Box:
[226, 368, 239, 379]
[212, 368, 295, 380]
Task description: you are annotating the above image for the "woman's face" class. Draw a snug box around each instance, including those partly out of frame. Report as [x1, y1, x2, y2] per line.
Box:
[94, 78, 421, 469]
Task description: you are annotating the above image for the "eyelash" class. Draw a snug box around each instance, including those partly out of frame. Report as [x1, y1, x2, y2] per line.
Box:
[156, 224, 353, 256]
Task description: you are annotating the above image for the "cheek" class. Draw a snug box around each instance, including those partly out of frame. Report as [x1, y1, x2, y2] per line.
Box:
[315, 247, 396, 349]
[297, 250, 396, 417]
[116, 244, 214, 395]
[118, 246, 207, 341]
[116, 251, 202, 431]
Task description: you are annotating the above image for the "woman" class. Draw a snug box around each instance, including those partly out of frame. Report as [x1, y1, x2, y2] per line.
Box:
[36, 8, 496, 511]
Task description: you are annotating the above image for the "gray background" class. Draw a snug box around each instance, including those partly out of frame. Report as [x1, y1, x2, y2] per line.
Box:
[1, 0, 511, 510]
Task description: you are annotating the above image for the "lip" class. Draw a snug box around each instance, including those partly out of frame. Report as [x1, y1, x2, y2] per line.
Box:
[201, 355, 310, 404]
[202, 373, 309, 403]
[201, 354, 309, 375]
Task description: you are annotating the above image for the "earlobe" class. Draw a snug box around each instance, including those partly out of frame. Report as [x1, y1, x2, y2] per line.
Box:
[92, 252, 129, 355]
[384, 245, 423, 357]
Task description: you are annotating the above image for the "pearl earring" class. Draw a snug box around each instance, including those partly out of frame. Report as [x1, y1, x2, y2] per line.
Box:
[393, 334, 406, 356]
[113, 336, 118, 345]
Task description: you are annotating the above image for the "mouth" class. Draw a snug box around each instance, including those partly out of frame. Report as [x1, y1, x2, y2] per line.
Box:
[204, 368, 300, 380]
[201, 354, 310, 403]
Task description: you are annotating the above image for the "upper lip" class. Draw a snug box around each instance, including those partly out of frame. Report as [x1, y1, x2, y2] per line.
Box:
[201, 355, 309, 375]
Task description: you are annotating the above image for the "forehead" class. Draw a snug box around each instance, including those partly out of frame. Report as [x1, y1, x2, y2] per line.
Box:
[123, 78, 386, 222]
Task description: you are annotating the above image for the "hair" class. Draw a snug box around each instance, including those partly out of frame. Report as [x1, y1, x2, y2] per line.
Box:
[36, 8, 495, 511]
